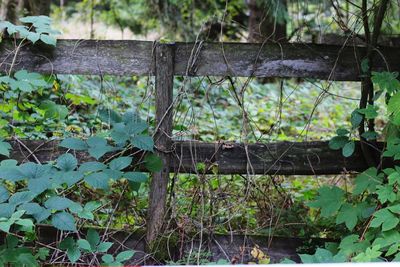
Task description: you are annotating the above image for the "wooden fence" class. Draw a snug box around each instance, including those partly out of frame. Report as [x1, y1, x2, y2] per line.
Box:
[1, 39, 399, 243]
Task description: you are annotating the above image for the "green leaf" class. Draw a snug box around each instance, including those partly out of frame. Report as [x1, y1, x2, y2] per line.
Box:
[97, 242, 113, 253]
[372, 71, 400, 94]
[124, 172, 148, 183]
[336, 128, 349, 136]
[98, 108, 122, 125]
[353, 167, 383, 195]
[87, 137, 114, 159]
[59, 237, 75, 250]
[28, 177, 51, 195]
[144, 153, 163, 172]
[15, 218, 34, 228]
[0, 185, 10, 203]
[131, 135, 154, 151]
[361, 131, 378, 141]
[351, 109, 363, 129]
[389, 171, 400, 185]
[388, 92, 400, 125]
[57, 153, 78, 172]
[77, 239, 92, 251]
[67, 246, 81, 263]
[352, 245, 382, 262]
[109, 157, 132, 171]
[342, 141, 355, 157]
[36, 247, 50, 261]
[115, 250, 135, 262]
[84, 172, 109, 190]
[39, 100, 68, 120]
[79, 162, 107, 172]
[33, 209, 51, 223]
[60, 138, 88, 151]
[9, 191, 35, 205]
[45, 196, 74, 210]
[84, 201, 101, 212]
[307, 186, 344, 217]
[0, 221, 12, 232]
[18, 202, 43, 215]
[0, 139, 11, 157]
[329, 136, 348, 150]
[370, 208, 400, 231]
[51, 212, 76, 231]
[86, 228, 100, 249]
[358, 105, 379, 119]
[16, 253, 39, 267]
[102, 254, 114, 264]
[336, 203, 358, 231]
[40, 34, 57, 46]
[339, 235, 369, 256]
[0, 203, 16, 218]
[376, 185, 397, 203]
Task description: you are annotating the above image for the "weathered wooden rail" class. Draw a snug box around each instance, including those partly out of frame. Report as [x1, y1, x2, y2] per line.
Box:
[1, 39, 399, 80]
[1, 39, 397, 243]
[6, 140, 385, 175]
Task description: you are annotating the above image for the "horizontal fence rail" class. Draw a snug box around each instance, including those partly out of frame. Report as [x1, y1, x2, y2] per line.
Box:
[5, 140, 386, 175]
[1, 39, 399, 80]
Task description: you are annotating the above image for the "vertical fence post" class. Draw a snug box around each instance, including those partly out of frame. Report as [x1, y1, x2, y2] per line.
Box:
[146, 43, 174, 246]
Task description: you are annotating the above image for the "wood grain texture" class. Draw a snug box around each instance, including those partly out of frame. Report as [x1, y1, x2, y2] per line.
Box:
[5, 139, 386, 175]
[147, 44, 175, 244]
[0, 39, 399, 80]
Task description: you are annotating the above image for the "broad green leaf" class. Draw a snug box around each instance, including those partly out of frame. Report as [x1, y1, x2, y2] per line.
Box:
[40, 34, 57, 46]
[376, 185, 397, 203]
[60, 138, 88, 150]
[339, 235, 369, 256]
[307, 186, 344, 217]
[353, 167, 383, 195]
[51, 212, 76, 231]
[59, 237, 75, 250]
[124, 172, 148, 183]
[0, 139, 11, 157]
[79, 162, 107, 172]
[84, 201, 101, 212]
[109, 157, 132, 171]
[388, 92, 400, 125]
[33, 209, 51, 223]
[342, 141, 355, 157]
[370, 208, 400, 231]
[336, 203, 358, 231]
[84, 172, 109, 190]
[15, 218, 34, 228]
[352, 245, 382, 262]
[27, 177, 51, 195]
[98, 108, 122, 125]
[45, 196, 74, 210]
[351, 110, 363, 129]
[102, 254, 114, 264]
[131, 135, 154, 151]
[67, 246, 81, 263]
[336, 128, 349, 136]
[115, 250, 135, 262]
[0, 203, 16, 218]
[0, 185, 10, 203]
[358, 105, 378, 119]
[57, 153, 78, 172]
[329, 136, 348, 150]
[87, 137, 114, 159]
[372, 71, 400, 94]
[39, 100, 68, 119]
[18, 203, 43, 215]
[9, 191, 35, 205]
[86, 228, 100, 249]
[144, 154, 163, 172]
[19, 162, 52, 180]
[77, 239, 92, 251]
[97, 242, 113, 253]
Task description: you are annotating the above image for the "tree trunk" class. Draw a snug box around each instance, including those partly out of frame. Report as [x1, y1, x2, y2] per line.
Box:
[19, 0, 51, 16]
[248, 0, 287, 42]
[0, 0, 19, 23]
